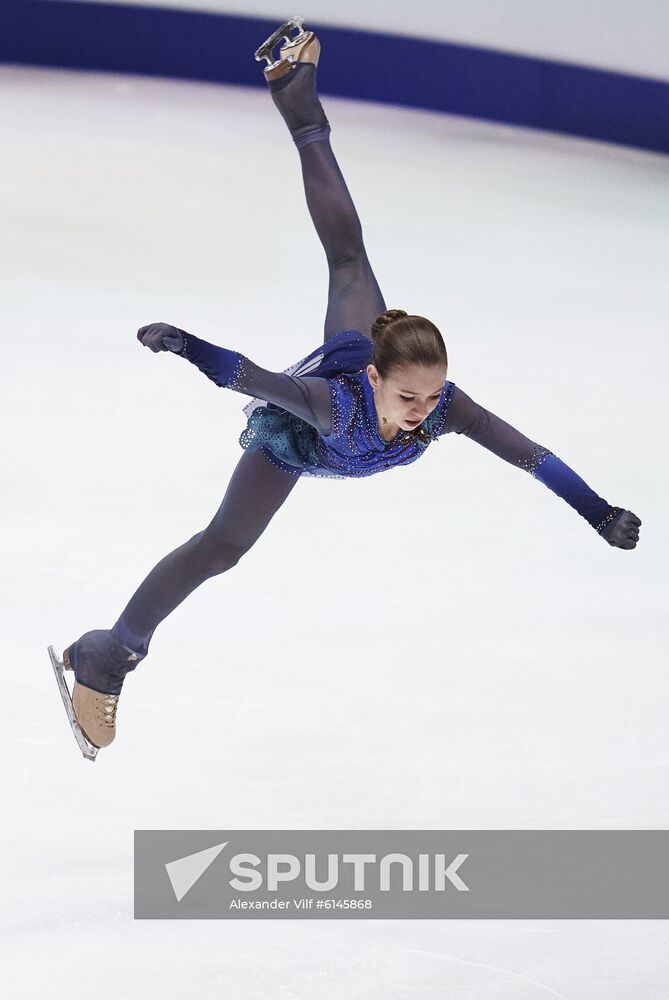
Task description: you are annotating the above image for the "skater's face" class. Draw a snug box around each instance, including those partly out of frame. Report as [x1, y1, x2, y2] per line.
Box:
[368, 363, 448, 431]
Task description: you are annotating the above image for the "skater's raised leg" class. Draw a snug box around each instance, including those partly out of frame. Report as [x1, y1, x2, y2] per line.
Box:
[60, 448, 300, 751]
[260, 21, 386, 341]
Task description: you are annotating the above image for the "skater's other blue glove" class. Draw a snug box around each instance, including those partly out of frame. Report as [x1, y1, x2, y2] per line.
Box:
[137, 323, 184, 353]
[138, 322, 245, 390]
[598, 509, 642, 549]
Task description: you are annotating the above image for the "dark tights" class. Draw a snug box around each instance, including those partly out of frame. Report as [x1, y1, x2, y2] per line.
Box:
[111, 63, 386, 657]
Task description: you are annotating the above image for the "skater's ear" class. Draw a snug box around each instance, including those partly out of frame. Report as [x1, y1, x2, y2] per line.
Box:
[366, 364, 381, 391]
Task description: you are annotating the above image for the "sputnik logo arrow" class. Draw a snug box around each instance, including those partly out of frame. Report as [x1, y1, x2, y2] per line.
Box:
[165, 841, 228, 902]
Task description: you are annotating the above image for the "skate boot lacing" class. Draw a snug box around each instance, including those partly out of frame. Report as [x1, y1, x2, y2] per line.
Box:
[100, 694, 119, 729]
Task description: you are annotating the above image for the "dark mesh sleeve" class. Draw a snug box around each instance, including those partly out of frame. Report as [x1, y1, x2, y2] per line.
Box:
[441, 385, 620, 534]
[177, 331, 332, 436]
[442, 385, 553, 473]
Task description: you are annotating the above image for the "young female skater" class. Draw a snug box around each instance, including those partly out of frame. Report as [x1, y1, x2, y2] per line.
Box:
[49, 19, 641, 760]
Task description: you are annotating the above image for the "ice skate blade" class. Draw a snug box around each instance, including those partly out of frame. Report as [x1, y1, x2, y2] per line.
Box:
[254, 17, 309, 66]
[48, 645, 98, 762]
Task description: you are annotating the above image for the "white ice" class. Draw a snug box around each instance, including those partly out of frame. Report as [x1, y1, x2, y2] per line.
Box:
[1, 64, 668, 999]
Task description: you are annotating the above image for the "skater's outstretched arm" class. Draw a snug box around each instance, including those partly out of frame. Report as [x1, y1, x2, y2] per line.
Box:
[441, 386, 641, 548]
[137, 323, 332, 435]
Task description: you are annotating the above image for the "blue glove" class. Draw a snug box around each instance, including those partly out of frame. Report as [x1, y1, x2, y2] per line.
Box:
[598, 508, 642, 550]
[137, 322, 184, 353]
[137, 323, 245, 389]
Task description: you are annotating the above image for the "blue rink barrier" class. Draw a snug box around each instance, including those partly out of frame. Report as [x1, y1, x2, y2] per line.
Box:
[1, 0, 668, 154]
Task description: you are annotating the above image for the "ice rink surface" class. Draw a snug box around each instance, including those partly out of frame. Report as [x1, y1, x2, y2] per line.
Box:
[1, 63, 668, 998]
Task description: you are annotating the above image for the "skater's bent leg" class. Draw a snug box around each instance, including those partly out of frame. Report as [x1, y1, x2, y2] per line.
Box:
[269, 64, 386, 340]
[111, 448, 300, 656]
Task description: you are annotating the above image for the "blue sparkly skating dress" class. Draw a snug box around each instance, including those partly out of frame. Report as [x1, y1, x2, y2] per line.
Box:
[239, 329, 454, 480]
[175, 328, 623, 538]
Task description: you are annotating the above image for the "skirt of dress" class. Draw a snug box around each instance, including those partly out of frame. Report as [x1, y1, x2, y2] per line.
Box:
[238, 329, 374, 476]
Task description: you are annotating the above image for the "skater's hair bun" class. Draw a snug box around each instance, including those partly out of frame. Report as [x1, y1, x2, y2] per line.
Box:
[371, 309, 407, 339]
[370, 309, 448, 379]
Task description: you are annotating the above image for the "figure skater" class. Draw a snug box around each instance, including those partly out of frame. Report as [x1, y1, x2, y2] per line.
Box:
[49, 18, 641, 760]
